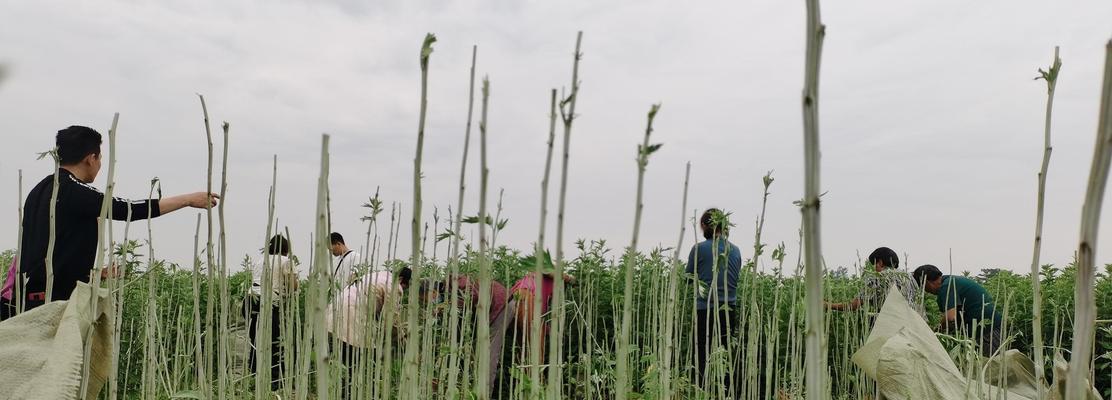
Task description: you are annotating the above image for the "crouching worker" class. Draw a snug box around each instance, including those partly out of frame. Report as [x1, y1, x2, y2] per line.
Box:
[326, 266, 403, 399]
[423, 273, 510, 393]
[827, 247, 924, 319]
[244, 235, 298, 391]
[913, 264, 1003, 357]
[507, 270, 575, 365]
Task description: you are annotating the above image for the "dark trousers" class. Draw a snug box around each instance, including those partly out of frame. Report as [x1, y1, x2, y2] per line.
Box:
[245, 296, 283, 390]
[331, 339, 362, 399]
[694, 305, 737, 391]
[0, 298, 14, 321]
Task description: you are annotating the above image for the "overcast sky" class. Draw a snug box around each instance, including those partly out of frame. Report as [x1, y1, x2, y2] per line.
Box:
[1, 0, 1111, 276]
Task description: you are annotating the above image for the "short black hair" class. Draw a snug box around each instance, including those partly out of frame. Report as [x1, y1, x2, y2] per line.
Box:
[397, 267, 412, 287]
[330, 232, 345, 245]
[913, 264, 943, 286]
[56, 126, 102, 165]
[868, 247, 899, 269]
[267, 235, 290, 256]
[700, 208, 730, 240]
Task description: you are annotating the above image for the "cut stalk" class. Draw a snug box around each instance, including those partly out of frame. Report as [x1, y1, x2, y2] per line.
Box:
[198, 94, 216, 396]
[445, 44, 478, 399]
[548, 31, 583, 399]
[44, 147, 60, 302]
[1066, 39, 1112, 400]
[659, 162, 691, 400]
[80, 112, 118, 400]
[616, 104, 661, 399]
[311, 136, 332, 400]
[530, 88, 559, 398]
[400, 33, 437, 399]
[1030, 46, 1061, 395]
[475, 77, 493, 400]
[800, 0, 828, 398]
[14, 169, 23, 315]
[217, 121, 230, 400]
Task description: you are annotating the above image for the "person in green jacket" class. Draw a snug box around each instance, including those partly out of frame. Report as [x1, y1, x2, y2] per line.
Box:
[913, 264, 1003, 357]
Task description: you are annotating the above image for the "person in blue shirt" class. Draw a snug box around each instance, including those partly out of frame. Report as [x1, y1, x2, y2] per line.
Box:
[685, 207, 742, 387]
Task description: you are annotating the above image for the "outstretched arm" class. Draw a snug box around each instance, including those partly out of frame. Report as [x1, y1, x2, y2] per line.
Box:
[158, 192, 219, 215]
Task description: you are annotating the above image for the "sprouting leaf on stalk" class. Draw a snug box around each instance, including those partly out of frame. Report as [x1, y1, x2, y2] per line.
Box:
[638, 143, 664, 158]
[420, 33, 437, 64]
[36, 148, 58, 161]
[763, 170, 775, 188]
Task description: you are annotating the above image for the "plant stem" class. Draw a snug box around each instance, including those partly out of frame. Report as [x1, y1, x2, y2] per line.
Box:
[801, 0, 828, 398]
[530, 88, 558, 397]
[446, 44, 478, 398]
[1066, 39, 1112, 400]
[1031, 46, 1061, 396]
[549, 31, 583, 399]
[81, 112, 118, 400]
[400, 33, 437, 399]
[475, 77, 493, 400]
[616, 104, 661, 399]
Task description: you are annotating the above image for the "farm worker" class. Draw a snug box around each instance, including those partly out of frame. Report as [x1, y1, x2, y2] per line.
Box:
[685, 207, 742, 387]
[507, 270, 575, 362]
[427, 274, 511, 391]
[14, 126, 216, 314]
[244, 234, 297, 390]
[913, 264, 1003, 357]
[0, 256, 18, 320]
[330, 232, 361, 286]
[327, 266, 405, 398]
[826, 247, 924, 318]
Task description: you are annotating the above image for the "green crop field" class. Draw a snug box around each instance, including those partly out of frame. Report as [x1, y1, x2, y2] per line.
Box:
[2, 2, 1112, 399]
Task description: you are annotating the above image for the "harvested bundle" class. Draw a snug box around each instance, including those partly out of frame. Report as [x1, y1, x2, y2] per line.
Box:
[0, 282, 113, 400]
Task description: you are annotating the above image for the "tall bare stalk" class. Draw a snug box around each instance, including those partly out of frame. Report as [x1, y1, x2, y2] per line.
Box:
[529, 88, 559, 397]
[1066, 39, 1112, 400]
[616, 104, 661, 399]
[400, 33, 437, 399]
[190, 213, 205, 392]
[445, 45, 478, 398]
[311, 136, 332, 400]
[548, 31, 583, 398]
[198, 95, 216, 396]
[14, 170, 23, 314]
[800, 0, 828, 398]
[1030, 46, 1062, 394]
[475, 77, 493, 399]
[43, 148, 60, 302]
[216, 121, 230, 400]
[659, 162, 690, 400]
[80, 113, 118, 400]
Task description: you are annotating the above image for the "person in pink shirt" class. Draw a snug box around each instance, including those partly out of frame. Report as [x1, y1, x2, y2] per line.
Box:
[441, 275, 510, 390]
[507, 271, 574, 363]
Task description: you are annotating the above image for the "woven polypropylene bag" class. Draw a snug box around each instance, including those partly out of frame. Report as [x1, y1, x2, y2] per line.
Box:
[0, 282, 114, 400]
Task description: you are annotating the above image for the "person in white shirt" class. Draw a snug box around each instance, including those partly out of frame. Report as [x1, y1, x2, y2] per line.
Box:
[245, 234, 297, 390]
[329, 232, 361, 286]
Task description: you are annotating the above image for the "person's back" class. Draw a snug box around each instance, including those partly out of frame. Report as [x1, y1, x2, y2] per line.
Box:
[17, 126, 214, 309]
[686, 238, 742, 309]
[938, 275, 1000, 328]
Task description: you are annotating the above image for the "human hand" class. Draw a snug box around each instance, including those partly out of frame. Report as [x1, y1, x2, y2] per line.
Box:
[187, 192, 220, 208]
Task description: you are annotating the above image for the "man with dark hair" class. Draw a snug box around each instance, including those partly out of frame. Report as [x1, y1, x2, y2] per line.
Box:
[13, 126, 216, 314]
[913, 264, 1003, 357]
[330, 232, 360, 286]
[827, 247, 923, 317]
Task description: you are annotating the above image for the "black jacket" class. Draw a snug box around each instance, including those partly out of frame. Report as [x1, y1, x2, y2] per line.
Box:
[20, 169, 159, 301]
